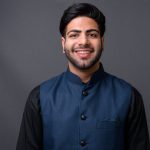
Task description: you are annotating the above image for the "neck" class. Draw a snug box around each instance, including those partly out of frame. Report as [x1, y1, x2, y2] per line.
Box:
[68, 62, 100, 83]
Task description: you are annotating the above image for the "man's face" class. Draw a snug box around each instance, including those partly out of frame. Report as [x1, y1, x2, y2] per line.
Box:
[61, 16, 104, 71]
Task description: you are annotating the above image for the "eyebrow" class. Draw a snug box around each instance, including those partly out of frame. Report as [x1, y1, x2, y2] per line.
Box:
[66, 29, 99, 35]
[86, 29, 100, 33]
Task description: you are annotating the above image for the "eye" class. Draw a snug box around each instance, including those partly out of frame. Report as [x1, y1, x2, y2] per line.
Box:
[88, 33, 98, 38]
[68, 33, 79, 39]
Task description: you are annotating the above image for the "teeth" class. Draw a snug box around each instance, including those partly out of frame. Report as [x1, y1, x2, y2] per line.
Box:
[76, 51, 90, 54]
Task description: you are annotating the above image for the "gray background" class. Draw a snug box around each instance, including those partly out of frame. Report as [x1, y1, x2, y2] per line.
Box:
[0, 0, 150, 149]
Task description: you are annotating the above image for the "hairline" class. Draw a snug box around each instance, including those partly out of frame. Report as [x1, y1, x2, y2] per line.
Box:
[62, 15, 101, 38]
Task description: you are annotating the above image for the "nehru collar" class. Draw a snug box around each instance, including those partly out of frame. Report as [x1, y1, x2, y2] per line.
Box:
[65, 63, 105, 86]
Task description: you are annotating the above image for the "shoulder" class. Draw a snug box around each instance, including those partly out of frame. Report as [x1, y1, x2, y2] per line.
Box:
[105, 72, 145, 109]
[27, 72, 65, 105]
[40, 72, 65, 90]
[104, 72, 144, 101]
[26, 85, 40, 111]
[130, 87, 144, 112]
[104, 72, 132, 90]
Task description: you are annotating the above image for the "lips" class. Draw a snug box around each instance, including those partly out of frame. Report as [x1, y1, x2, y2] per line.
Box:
[73, 49, 93, 59]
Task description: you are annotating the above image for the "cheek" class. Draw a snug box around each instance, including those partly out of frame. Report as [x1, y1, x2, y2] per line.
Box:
[64, 41, 76, 49]
[92, 42, 101, 49]
[95, 40, 103, 48]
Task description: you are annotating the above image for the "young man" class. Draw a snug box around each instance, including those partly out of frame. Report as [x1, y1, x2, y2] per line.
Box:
[16, 3, 150, 150]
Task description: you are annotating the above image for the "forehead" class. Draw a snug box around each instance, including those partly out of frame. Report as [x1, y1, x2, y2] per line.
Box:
[66, 16, 99, 33]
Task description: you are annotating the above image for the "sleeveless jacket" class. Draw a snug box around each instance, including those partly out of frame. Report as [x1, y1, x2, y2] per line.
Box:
[40, 66, 132, 150]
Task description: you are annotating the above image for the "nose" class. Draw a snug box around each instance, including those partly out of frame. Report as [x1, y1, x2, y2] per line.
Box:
[78, 34, 89, 46]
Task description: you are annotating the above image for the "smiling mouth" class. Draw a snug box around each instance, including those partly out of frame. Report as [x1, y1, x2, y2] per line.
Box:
[76, 50, 92, 54]
[74, 48, 94, 53]
[74, 49, 93, 59]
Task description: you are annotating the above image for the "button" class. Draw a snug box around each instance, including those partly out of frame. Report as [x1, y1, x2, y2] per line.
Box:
[80, 113, 87, 120]
[80, 140, 87, 146]
[82, 90, 88, 96]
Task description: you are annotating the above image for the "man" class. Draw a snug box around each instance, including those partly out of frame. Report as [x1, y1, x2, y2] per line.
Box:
[16, 3, 150, 150]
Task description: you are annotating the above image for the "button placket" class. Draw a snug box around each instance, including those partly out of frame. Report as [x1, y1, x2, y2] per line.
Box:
[79, 86, 89, 148]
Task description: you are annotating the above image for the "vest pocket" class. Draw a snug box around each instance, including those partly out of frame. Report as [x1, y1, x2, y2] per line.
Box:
[94, 120, 122, 149]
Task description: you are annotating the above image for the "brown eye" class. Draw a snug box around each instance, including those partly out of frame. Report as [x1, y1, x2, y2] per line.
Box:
[69, 34, 79, 39]
[89, 33, 98, 38]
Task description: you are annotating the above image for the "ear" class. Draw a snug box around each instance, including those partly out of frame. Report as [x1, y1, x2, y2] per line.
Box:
[61, 37, 65, 53]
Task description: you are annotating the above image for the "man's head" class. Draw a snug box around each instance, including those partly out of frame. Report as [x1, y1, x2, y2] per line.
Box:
[60, 3, 106, 72]
[59, 3, 105, 37]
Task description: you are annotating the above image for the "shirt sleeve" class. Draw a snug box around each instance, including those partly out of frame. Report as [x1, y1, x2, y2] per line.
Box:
[125, 87, 150, 150]
[16, 86, 43, 150]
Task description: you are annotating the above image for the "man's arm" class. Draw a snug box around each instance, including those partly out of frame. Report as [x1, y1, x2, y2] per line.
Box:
[16, 86, 43, 150]
[125, 87, 150, 150]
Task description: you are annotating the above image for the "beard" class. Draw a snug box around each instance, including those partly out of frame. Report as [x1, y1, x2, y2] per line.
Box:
[64, 45, 103, 71]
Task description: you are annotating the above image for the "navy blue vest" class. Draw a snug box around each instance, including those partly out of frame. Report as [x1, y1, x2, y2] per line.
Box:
[40, 66, 132, 150]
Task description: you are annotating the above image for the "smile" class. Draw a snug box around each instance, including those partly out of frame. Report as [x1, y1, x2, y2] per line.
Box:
[76, 50, 92, 54]
[73, 49, 93, 59]
[74, 48, 94, 53]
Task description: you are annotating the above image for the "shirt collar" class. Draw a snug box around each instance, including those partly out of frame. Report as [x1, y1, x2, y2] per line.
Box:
[65, 63, 105, 86]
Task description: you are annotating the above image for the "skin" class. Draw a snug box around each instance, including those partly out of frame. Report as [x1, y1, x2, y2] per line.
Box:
[61, 16, 104, 83]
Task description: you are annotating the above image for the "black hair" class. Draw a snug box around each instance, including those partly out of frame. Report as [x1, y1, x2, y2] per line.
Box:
[59, 3, 105, 37]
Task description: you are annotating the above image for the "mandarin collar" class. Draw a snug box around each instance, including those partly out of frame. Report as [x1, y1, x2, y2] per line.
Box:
[65, 64, 105, 86]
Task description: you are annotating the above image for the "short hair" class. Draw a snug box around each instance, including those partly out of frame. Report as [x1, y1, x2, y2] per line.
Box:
[59, 3, 105, 37]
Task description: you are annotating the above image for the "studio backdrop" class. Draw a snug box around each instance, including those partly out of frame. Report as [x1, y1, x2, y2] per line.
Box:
[0, 0, 150, 149]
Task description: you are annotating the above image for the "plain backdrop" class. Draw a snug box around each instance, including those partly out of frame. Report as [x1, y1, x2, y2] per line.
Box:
[0, 0, 150, 149]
